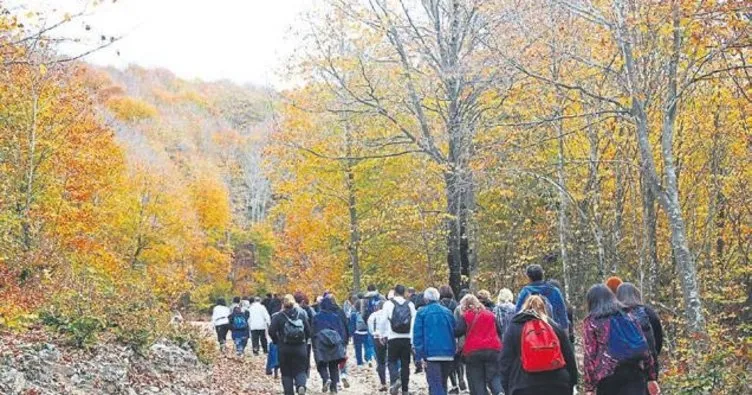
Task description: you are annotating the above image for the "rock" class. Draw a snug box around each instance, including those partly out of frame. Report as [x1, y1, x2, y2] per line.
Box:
[39, 343, 61, 363]
[0, 367, 26, 395]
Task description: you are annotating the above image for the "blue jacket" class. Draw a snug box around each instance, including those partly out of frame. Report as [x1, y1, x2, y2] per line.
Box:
[412, 301, 456, 361]
[313, 298, 349, 345]
[515, 281, 569, 331]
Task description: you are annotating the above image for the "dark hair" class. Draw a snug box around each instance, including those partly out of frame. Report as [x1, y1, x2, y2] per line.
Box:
[245, 296, 253, 301]
[526, 264, 544, 282]
[615, 282, 643, 308]
[394, 284, 406, 296]
[458, 288, 470, 301]
[438, 285, 454, 300]
[232, 296, 241, 304]
[367, 284, 377, 292]
[294, 291, 306, 304]
[216, 298, 226, 306]
[266, 293, 272, 298]
[586, 284, 624, 318]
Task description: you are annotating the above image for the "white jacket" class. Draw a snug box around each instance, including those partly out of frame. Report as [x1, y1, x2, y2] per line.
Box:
[382, 296, 416, 340]
[368, 309, 390, 341]
[212, 305, 231, 327]
[248, 302, 271, 330]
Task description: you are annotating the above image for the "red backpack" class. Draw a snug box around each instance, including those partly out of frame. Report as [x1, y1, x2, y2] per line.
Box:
[520, 318, 566, 372]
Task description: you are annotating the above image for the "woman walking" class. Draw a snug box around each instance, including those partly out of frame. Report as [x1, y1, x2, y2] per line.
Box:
[211, 298, 231, 353]
[455, 294, 503, 395]
[583, 284, 660, 395]
[269, 294, 311, 395]
[312, 297, 349, 393]
[616, 283, 664, 379]
[500, 295, 577, 395]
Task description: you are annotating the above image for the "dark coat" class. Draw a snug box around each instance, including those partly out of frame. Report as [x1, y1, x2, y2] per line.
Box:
[312, 298, 348, 363]
[269, 307, 311, 376]
[500, 311, 578, 395]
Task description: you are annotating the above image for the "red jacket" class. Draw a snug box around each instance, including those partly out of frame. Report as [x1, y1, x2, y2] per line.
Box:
[459, 309, 502, 356]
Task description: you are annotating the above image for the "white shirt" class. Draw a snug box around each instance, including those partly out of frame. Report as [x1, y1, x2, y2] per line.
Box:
[211, 305, 231, 327]
[248, 302, 271, 330]
[368, 309, 390, 340]
[382, 296, 416, 340]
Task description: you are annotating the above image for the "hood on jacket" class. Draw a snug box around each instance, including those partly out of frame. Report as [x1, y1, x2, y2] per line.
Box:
[512, 310, 550, 324]
[320, 297, 338, 312]
[363, 291, 380, 298]
[524, 281, 553, 295]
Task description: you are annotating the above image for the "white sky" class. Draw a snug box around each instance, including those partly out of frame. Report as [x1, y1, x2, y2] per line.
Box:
[11, 0, 315, 88]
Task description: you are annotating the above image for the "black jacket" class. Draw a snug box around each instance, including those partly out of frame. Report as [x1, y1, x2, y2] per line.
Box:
[269, 307, 312, 346]
[500, 311, 578, 395]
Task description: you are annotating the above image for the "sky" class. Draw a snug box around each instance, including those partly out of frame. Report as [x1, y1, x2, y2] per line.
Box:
[11, 0, 315, 89]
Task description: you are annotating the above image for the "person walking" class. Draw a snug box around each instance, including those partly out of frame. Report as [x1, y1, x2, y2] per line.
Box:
[439, 285, 465, 395]
[269, 294, 311, 395]
[477, 290, 496, 311]
[493, 288, 516, 338]
[455, 294, 503, 395]
[350, 298, 374, 367]
[228, 304, 251, 357]
[451, 289, 471, 394]
[368, 300, 390, 392]
[211, 298, 231, 353]
[616, 283, 664, 379]
[312, 297, 349, 393]
[413, 287, 456, 395]
[383, 284, 417, 395]
[500, 295, 577, 395]
[583, 284, 660, 395]
[248, 296, 271, 355]
[295, 292, 316, 377]
[548, 279, 575, 344]
[515, 264, 569, 333]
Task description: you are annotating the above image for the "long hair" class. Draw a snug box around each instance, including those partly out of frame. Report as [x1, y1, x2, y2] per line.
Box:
[282, 294, 296, 310]
[521, 295, 549, 320]
[586, 284, 624, 318]
[460, 294, 484, 313]
[438, 285, 454, 300]
[615, 282, 643, 308]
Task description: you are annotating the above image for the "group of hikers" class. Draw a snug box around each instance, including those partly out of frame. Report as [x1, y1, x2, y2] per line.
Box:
[210, 264, 664, 395]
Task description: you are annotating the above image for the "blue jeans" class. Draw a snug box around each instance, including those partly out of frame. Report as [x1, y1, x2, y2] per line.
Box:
[354, 333, 375, 365]
[266, 343, 279, 374]
[426, 360, 452, 395]
[233, 336, 248, 355]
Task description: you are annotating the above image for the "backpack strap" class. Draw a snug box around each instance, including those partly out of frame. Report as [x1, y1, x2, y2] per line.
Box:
[466, 310, 481, 338]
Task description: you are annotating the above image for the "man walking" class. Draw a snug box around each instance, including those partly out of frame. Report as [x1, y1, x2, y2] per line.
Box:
[383, 284, 417, 395]
[248, 296, 271, 355]
[413, 287, 456, 395]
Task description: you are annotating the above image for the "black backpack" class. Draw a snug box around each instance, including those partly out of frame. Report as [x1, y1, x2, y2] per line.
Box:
[390, 300, 412, 334]
[282, 311, 305, 345]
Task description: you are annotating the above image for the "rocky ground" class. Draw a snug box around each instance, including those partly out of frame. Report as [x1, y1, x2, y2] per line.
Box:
[0, 325, 430, 395]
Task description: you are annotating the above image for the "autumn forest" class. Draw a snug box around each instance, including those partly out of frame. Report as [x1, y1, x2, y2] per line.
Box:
[0, 0, 750, 393]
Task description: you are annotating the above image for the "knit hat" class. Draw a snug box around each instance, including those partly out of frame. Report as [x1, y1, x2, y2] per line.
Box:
[605, 276, 623, 293]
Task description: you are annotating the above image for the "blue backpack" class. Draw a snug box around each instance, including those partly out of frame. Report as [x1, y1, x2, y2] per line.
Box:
[364, 295, 381, 321]
[231, 310, 249, 331]
[608, 312, 648, 362]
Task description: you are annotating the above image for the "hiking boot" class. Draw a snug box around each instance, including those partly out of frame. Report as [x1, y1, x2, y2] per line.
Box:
[296, 386, 306, 395]
[322, 379, 331, 393]
[341, 377, 350, 388]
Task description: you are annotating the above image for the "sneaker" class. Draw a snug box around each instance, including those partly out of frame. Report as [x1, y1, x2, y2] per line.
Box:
[341, 377, 350, 388]
[322, 379, 331, 393]
[368, 361, 373, 368]
[389, 381, 400, 395]
[448, 387, 459, 394]
[379, 385, 388, 392]
[296, 386, 306, 395]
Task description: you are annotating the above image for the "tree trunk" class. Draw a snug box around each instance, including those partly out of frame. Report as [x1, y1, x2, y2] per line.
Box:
[346, 164, 361, 294]
[641, 172, 659, 301]
[556, 120, 572, 301]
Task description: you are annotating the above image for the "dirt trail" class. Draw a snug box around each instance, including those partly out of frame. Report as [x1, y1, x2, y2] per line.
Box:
[193, 321, 429, 394]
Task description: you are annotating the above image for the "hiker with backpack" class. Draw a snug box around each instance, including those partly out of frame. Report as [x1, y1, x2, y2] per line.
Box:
[228, 303, 251, 357]
[455, 294, 503, 395]
[515, 264, 570, 334]
[439, 285, 466, 395]
[477, 290, 496, 311]
[412, 287, 456, 395]
[312, 296, 349, 393]
[493, 288, 516, 338]
[583, 284, 659, 395]
[269, 294, 311, 395]
[368, 299, 390, 392]
[211, 298, 232, 352]
[500, 295, 577, 395]
[452, 288, 471, 394]
[350, 297, 375, 366]
[616, 283, 664, 378]
[383, 284, 417, 395]
[248, 296, 271, 355]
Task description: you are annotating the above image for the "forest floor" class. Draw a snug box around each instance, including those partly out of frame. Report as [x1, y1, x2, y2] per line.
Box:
[195, 322, 430, 395]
